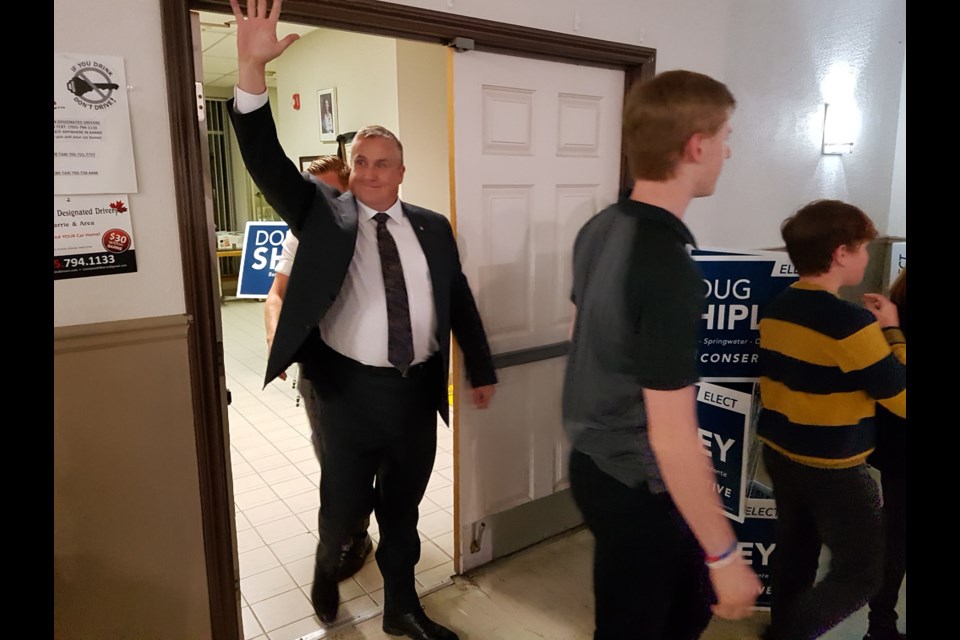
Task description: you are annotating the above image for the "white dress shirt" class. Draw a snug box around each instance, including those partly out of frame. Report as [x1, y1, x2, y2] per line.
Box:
[235, 87, 439, 367]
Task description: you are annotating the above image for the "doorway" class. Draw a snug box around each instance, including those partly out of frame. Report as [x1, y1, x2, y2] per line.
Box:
[162, 2, 655, 637]
[196, 10, 459, 636]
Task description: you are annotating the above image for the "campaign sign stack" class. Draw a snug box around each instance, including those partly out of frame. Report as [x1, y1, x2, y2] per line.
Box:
[236, 221, 290, 298]
[693, 248, 797, 609]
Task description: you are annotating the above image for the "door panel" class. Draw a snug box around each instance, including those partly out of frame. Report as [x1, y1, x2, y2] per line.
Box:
[452, 49, 623, 571]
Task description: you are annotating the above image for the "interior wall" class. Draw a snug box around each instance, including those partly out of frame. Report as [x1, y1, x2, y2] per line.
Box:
[54, 318, 211, 640]
[55, 1, 213, 637]
[54, 0, 187, 328]
[273, 28, 400, 166]
[396, 41, 452, 217]
[887, 60, 906, 238]
[388, 0, 906, 249]
[702, 0, 906, 248]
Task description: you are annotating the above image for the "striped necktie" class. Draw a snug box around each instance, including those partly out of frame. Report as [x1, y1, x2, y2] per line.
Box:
[373, 212, 414, 372]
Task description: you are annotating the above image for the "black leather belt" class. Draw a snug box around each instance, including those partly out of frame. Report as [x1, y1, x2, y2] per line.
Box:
[325, 345, 436, 379]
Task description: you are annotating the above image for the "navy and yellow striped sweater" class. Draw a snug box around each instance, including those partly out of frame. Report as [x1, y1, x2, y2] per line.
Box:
[757, 282, 906, 469]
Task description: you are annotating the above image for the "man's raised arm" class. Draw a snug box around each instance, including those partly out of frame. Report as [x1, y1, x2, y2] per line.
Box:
[229, 0, 300, 94]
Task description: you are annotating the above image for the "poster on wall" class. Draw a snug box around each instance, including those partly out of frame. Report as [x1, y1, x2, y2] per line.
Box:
[54, 52, 138, 195]
[54, 195, 137, 280]
[693, 248, 798, 382]
[696, 381, 753, 523]
[887, 241, 905, 288]
[236, 221, 290, 298]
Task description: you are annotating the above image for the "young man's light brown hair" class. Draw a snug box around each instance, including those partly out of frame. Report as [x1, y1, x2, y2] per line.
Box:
[306, 155, 350, 190]
[780, 199, 878, 276]
[623, 69, 736, 181]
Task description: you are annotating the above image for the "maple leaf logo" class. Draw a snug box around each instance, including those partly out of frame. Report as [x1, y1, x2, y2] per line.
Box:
[109, 200, 128, 214]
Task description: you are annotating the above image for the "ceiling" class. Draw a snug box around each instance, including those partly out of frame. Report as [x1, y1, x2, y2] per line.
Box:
[197, 11, 318, 89]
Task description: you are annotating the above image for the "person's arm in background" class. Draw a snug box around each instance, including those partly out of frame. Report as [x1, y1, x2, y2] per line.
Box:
[264, 230, 297, 381]
[265, 272, 289, 381]
[645, 387, 760, 620]
[843, 293, 907, 418]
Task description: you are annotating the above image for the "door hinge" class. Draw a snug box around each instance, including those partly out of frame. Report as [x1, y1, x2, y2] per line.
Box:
[469, 521, 486, 553]
[195, 82, 206, 122]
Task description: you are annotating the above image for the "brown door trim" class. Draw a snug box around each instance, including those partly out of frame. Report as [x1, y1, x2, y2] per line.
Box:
[162, 2, 655, 637]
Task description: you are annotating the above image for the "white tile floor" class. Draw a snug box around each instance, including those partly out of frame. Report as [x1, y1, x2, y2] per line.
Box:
[221, 300, 456, 640]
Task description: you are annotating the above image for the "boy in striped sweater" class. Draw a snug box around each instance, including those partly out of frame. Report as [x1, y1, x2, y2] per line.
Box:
[757, 200, 906, 640]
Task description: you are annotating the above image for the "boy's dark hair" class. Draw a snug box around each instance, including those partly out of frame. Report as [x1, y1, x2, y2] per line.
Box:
[781, 199, 878, 276]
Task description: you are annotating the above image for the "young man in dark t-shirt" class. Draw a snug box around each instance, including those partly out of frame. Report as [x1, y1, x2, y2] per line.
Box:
[562, 70, 760, 639]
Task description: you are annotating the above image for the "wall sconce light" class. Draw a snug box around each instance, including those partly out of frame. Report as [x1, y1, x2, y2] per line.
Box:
[822, 102, 855, 155]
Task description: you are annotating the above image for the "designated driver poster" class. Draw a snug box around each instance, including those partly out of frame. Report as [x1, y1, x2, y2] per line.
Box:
[54, 52, 138, 195]
[696, 381, 753, 523]
[54, 195, 137, 280]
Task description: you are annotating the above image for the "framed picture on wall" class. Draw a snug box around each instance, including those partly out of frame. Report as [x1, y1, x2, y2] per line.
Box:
[318, 88, 338, 142]
[299, 155, 321, 172]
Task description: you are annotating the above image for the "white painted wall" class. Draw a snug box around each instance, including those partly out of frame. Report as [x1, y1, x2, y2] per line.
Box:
[888, 60, 906, 238]
[54, 0, 186, 327]
[273, 28, 400, 166]
[387, 0, 906, 248]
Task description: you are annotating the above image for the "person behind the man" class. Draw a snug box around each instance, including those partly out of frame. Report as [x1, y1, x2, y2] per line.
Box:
[562, 69, 760, 640]
[264, 155, 373, 584]
[227, 2, 498, 639]
[756, 200, 906, 640]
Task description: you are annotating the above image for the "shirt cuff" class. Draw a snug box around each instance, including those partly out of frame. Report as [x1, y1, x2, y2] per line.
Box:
[233, 86, 269, 114]
[882, 327, 906, 346]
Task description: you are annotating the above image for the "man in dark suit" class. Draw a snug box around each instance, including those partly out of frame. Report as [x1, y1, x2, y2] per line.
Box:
[227, 3, 497, 639]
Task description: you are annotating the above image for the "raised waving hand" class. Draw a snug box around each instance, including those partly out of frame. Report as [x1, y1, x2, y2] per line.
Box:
[229, 0, 300, 94]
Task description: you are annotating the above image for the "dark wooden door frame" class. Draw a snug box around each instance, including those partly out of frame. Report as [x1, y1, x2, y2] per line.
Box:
[158, 1, 655, 637]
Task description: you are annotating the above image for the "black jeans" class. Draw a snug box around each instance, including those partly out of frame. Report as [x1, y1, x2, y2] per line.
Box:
[763, 446, 883, 640]
[569, 449, 714, 640]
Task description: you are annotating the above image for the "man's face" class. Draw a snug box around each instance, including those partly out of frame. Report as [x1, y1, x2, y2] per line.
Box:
[349, 136, 405, 212]
[694, 118, 732, 198]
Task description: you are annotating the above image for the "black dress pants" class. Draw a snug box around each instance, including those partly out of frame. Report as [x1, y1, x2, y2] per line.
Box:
[299, 370, 370, 539]
[306, 345, 439, 614]
[569, 449, 714, 640]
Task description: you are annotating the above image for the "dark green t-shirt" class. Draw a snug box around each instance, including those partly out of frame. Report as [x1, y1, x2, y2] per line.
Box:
[562, 199, 705, 491]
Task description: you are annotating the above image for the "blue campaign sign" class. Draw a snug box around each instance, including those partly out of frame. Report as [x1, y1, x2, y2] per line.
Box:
[733, 497, 778, 610]
[236, 221, 290, 298]
[696, 381, 753, 523]
[693, 248, 798, 381]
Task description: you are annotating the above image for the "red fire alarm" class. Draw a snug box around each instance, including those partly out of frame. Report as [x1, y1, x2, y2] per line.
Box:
[291, 93, 301, 110]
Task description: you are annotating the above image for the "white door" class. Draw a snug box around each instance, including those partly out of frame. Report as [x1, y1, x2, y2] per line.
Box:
[451, 49, 624, 572]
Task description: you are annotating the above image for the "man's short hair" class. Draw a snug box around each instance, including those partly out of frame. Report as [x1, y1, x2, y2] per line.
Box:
[306, 155, 350, 190]
[781, 199, 878, 276]
[623, 70, 736, 181]
[352, 125, 404, 164]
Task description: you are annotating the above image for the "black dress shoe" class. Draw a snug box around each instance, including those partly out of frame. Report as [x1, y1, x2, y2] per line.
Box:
[382, 607, 459, 640]
[336, 533, 373, 582]
[310, 571, 339, 625]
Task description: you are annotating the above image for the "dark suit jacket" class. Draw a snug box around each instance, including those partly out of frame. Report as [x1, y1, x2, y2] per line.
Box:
[228, 100, 497, 423]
